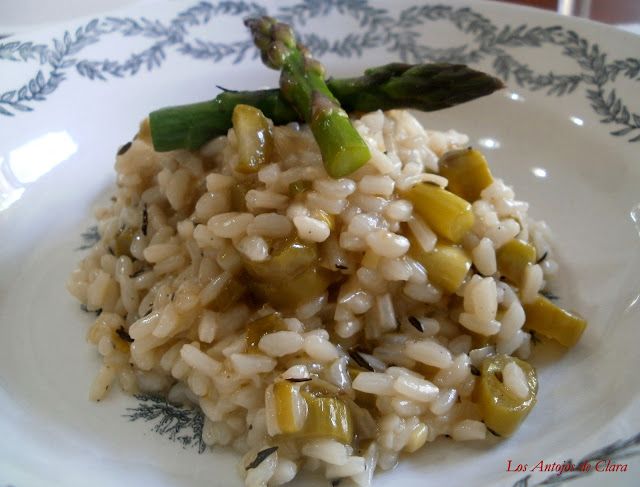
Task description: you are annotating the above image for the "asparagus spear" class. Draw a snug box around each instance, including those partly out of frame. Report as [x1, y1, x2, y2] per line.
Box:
[244, 16, 371, 178]
[241, 17, 369, 177]
[149, 63, 505, 154]
[329, 62, 506, 113]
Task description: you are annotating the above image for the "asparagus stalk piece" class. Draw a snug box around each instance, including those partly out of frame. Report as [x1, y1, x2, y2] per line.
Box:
[149, 63, 505, 153]
[149, 89, 298, 153]
[244, 15, 371, 178]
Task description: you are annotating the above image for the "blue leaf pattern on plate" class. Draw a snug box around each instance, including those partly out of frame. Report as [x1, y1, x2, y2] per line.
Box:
[0, 1, 638, 141]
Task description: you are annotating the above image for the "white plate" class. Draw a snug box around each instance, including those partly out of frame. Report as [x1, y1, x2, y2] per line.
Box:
[1, 1, 639, 486]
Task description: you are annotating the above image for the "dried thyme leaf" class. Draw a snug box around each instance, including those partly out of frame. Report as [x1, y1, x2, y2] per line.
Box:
[536, 250, 548, 264]
[408, 315, 424, 332]
[349, 350, 374, 371]
[469, 364, 481, 376]
[117, 141, 132, 156]
[80, 304, 102, 316]
[129, 268, 145, 278]
[142, 204, 148, 236]
[116, 327, 134, 343]
[246, 446, 279, 470]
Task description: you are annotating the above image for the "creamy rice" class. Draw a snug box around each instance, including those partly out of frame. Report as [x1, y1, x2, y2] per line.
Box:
[68, 109, 563, 486]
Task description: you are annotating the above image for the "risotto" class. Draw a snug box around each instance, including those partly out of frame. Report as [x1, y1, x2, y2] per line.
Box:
[68, 108, 586, 486]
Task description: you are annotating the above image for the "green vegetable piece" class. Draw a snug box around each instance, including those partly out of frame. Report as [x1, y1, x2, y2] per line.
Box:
[248, 266, 336, 309]
[289, 179, 312, 198]
[148, 63, 505, 153]
[114, 226, 136, 258]
[232, 104, 274, 173]
[330, 62, 506, 114]
[245, 313, 288, 350]
[272, 379, 354, 444]
[522, 295, 587, 347]
[208, 278, 247, 312]
[244, 16, 371, 178]
[438, 148, 493, 202]
[149, 89, 297, 152]
[243, 235, 318, 283]
[496, 239, 537, 285]
[244, 235, 338, 309]
[273, 380, 305, 434]
[405, 183, 474, 243]
[408, 239, 472, 293]
[476, 354, 538, 437]
[300, 391, 353, 444]
[230, 182, 252, 212]
[311, 109, 372, 178]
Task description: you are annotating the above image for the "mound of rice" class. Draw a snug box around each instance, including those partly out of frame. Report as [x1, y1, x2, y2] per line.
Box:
[68, 109, 559, 486]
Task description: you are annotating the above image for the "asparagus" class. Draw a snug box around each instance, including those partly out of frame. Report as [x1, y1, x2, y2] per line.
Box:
[244, 15, 371, 178]
[329, 62, 506, 113]
[149, 89, 298, 153]
[149, 63, 505, 154]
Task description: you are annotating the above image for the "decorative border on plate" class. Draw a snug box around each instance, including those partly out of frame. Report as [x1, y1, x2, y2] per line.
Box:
[0, 0, 639, 141]
[125, 395, 206, 453]
[124, 394, 640, 486]
[76, 225, 100, 250]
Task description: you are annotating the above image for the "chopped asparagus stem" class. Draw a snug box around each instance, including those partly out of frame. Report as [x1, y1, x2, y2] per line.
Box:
[404, 182, 475, 244]
[232, 104, 274, 173]
[476, 354, 538, 437]
[438, 148, 494, 203]
[522, 295, 587, 347]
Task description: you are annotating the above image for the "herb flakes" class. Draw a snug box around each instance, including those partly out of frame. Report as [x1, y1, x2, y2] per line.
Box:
[142, 204, 148, 236]
[408, 315, 424, 332]
[116, 327, 134, 343]
[536, 250, 548, 264]
[117, 141, 132, 156]
[129, 268, 145, 278]
[80, 304, 102, 316]
[246, 446, 279, 470]
[469, 364, 481, 376]
[349, 350, 374, 371]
